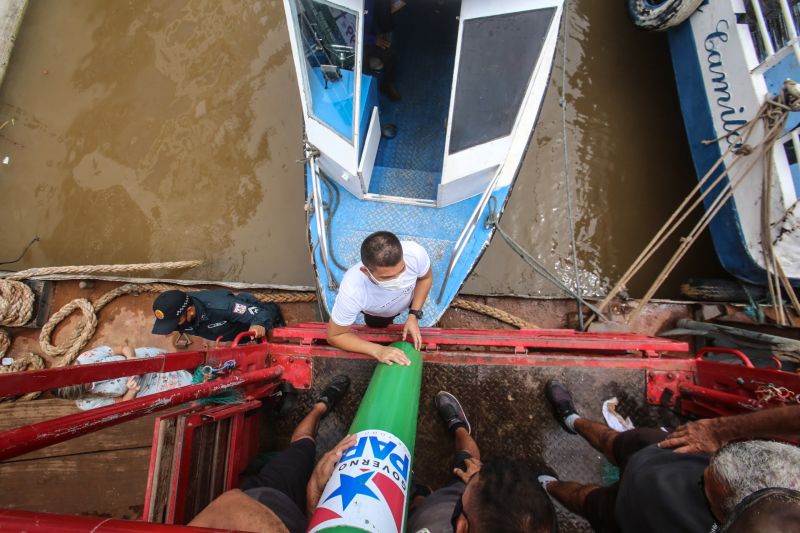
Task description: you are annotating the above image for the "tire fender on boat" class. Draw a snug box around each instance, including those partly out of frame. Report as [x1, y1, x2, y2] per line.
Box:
[627, 0, 703, 31]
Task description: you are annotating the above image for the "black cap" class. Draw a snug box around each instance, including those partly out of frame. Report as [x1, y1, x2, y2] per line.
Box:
[152, 290, 191, 335]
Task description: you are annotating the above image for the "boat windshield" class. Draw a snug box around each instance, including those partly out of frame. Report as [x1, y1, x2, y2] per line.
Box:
[290, 0, 359, 142]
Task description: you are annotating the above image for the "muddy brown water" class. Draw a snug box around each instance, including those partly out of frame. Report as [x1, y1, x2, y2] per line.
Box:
[0, 0, 725, 297]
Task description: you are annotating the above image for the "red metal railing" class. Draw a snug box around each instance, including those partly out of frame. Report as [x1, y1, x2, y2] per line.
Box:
[272, 322, 690, 355]
[1, 324, 796, 531]
[0, 351, 207, 398]
[0, 509, 230, 532]
[0, 366, 283, 462]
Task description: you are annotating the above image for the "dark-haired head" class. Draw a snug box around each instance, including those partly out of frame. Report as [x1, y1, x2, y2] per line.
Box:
[360, 231, 403, 271]
[456, 457, 557, 533]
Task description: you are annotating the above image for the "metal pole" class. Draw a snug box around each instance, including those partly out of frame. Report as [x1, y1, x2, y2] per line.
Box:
[0, 352, 206, 398]
[679, 383, 762, 411]
[0, 509, 229, 532]
[0, 366, 283, 462]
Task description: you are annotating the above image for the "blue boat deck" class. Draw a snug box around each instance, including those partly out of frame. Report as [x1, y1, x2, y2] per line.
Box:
[308, 165, 507, 326]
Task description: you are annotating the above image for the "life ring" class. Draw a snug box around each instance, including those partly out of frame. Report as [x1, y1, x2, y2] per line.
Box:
[627, 0, 704, 31]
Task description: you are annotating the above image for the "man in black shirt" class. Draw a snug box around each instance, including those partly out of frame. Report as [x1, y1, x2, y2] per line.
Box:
[151, 289, 284, 342]
[538, 382, 800, 533]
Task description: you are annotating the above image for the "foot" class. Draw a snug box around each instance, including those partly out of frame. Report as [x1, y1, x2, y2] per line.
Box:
[545, 380, 579, 434]
[273, 381, 297, 418]
[537, 465, 560, 494]
[435, 391, 471, 434]
[316, 375, 350, 416]
[380, 81, 401, 101]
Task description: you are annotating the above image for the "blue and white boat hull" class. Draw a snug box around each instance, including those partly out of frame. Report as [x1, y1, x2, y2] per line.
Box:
[668, 0, 800, 286]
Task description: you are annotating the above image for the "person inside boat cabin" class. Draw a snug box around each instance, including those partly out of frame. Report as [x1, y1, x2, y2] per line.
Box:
[326, 231, 433, 365]
[150, 289, 283, 342]
[362, 0, 405, 101]
[540, 382, 800, 533]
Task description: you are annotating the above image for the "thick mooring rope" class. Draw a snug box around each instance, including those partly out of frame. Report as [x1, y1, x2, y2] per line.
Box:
[0, 260, 535, 401]
[0, 328, 45, 401]
[0, 279, 34, 327]
[451, 298, 537, 329]
[3, 260, 203, 281]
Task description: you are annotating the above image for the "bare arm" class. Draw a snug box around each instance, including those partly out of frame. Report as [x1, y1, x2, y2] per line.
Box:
[659, 405, 800, 454]
[326, 321, 410, 365]
[402, 268, 433, 350]
[307, 434, 358, 517]
[409, 267, 432, 312]
[112, 377, 140, 403]
[189, 489, 289, 532]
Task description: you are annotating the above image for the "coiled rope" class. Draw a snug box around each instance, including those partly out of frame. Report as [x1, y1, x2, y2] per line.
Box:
[0, 260, 535, 401]
[450, 298, 537, 329]
[0, 279, 34, 327]
[0, 328, 45, 401]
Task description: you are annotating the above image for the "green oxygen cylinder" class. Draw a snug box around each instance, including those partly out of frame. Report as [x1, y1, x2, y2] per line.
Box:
[307, 341, 422, 533]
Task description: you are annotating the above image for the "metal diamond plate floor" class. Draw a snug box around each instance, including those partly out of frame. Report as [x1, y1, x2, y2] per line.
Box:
[372, 0, 456, 176]
[261, 358, 685, 533]
[309, 160, 510, 327]
[367, 166, 440, 200]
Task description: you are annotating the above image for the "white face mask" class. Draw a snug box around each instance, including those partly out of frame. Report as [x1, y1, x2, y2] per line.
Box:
[366, 269, 410, 291]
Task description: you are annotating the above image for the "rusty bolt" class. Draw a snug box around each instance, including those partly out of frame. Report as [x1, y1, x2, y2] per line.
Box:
[667, 373, 674, 380]
[648, 372, 655, 380]
[289, 357, 295, 363]
[271, 357, 277, 363]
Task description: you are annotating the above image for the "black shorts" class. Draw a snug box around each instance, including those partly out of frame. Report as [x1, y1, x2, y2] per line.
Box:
[583, 428, 668, 533]
[363, 312, 398, 328]
[239, 437, 317, 513]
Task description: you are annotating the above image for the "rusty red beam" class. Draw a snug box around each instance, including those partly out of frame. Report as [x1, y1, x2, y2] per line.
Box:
[0, 366, 283, 462]
[0, 509, 229, 532]
[0, 352, 207, 398]
[267, 343, 696, 371]
[679, 383, 762, 412]
[272, 323, 689, 353]
[288, 322, 676, 341]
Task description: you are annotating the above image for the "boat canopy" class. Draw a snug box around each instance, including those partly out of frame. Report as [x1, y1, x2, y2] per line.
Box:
[284, 0, 562, 207]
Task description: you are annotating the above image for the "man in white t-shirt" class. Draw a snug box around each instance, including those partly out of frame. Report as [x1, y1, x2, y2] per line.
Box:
[326, 231, 433, 365]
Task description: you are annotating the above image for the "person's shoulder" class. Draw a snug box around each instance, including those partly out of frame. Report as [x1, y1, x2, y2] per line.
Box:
[339, 264, 368, 293]
[401, 240, 426, 255]
[195, 290, 234, 309]
[401, 241, 430, 272]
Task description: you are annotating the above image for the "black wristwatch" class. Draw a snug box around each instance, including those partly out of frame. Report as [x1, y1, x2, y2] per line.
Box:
[409, 308, 424, 319]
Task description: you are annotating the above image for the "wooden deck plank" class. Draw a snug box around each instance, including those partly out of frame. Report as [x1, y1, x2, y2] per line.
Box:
[0, 399, 156, 462]
[0, 447, 151, 519]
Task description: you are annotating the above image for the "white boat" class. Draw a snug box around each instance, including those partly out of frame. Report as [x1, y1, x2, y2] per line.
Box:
[637, 0, 800, 287]
[282, 0, 564, 324]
